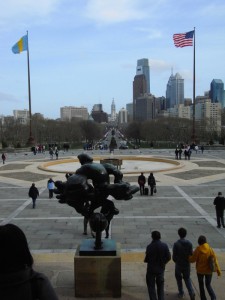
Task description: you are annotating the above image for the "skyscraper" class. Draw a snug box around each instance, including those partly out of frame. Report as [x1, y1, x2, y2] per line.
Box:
[166, 72, 184, 109]
[134, 94, 155, 122]
[133, 74, 147, 100]
[133, 58, 150, 121]
[111, 99, 116, 121]
[210, 79, 225, 108]
[136, 58, 150, 93]
[118, 108, 128, 124]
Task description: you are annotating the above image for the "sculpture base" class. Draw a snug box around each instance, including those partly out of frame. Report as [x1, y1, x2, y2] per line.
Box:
[74, 242, 121, 298]
[79, 238, 117, 256]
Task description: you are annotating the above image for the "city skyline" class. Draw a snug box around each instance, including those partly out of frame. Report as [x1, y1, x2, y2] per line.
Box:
[0, 1, 225, 119]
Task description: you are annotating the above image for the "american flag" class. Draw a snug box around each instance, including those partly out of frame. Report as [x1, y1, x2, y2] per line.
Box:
[173, 30, 194, 48]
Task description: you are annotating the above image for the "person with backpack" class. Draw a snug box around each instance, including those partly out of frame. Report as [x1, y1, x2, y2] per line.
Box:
[148, 172, 156, 196]
[0, 223, 58, 300]
[189, 235, 221, 300]
[28, 183, 39, 209]
[173, 227, 195, 299]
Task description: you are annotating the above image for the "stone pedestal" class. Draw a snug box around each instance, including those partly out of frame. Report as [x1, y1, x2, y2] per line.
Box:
[74, 242, 121, 298]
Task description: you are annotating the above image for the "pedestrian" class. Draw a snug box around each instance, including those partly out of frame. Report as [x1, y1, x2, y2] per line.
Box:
[188, 148, 192, 160]
[1, 153, 6, 164]
[175, 148, 179, 159]
[144, 230, 171, 300]
[189, 235, 221, 300]
[201, 145, 204, 154]
[55, 149, 59, 160]
[100, 199, 119, 239]
[47, 178, 55, 199]
[138, 172, 146, 196]
[213, 192, 225, 228]
[49, 148, 54, 160]
[148, 172, 156, 196]
[28, 183, 39, 208]
[0, 223, 58, 300]
[195, 145, 199, 154]
[173, 227, 195, 299]
[178, 148, 182, 160]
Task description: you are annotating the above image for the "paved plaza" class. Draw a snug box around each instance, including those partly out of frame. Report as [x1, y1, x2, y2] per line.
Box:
[0, 148, 225, 299]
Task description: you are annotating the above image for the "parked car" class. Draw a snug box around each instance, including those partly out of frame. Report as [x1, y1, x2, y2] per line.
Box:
[119, 144, 128, 149]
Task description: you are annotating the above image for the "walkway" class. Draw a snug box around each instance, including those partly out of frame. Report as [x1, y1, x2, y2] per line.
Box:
[0, 148, 225, 299]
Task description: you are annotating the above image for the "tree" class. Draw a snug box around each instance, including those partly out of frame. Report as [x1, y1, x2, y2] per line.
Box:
[125, 121, 142, 145]
[79, 120, 103, 142]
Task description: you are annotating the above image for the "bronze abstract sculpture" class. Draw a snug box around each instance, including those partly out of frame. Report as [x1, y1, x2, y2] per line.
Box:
[54, 153, 139, 247]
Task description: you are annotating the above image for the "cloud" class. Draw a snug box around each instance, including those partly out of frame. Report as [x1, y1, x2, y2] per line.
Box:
[0, 0, 60, 29]
[84, 0, 147, 24]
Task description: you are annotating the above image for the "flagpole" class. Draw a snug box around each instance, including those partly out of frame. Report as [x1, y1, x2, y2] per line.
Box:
[26, 31, 34, 145]
[192, 27, 196, 142]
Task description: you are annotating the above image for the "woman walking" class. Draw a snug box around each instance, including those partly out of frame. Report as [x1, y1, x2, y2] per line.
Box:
[189, 235, 221, 300]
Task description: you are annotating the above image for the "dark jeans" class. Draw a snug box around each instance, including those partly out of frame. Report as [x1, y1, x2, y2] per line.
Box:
[32, 198, 37, 208]
[216, 209, 225, 227]
[175, 265, 195, 297]
[197, 273, 216, 300]
[150, 185, 154, 196]
[49, 189, 53, 199]
[139, 185, 145, 195]
[146, 271, 165, 300]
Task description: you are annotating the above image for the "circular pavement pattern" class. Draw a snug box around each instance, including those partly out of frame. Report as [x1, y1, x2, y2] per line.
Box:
[38, 155, 182, 174]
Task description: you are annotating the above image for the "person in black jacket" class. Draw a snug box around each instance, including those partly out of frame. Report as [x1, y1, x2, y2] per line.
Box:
[144, 230, 171, 300]
[0, 224, 58, 300]
[28, 183, 39, 209]
[173, 227, 195, 300]
[213, 192, 225, 228]
[148, 173, 156, 196]
[138, 172, 146, 195]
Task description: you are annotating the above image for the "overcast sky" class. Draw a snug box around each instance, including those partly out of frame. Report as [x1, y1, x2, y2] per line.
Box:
[0, 0, 225, 119]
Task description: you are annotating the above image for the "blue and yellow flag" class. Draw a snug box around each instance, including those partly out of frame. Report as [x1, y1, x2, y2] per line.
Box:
[12, 35, 28, 54]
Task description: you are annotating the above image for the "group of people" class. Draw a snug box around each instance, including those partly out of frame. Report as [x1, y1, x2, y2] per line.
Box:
[28, 178, 55, 208]
[175, 146, 192, 160]
[138, 172, 156, 196]
[175, 144, 205, 160]
[145, 228, 221, 300]
[31, 145, 46, 154]
[49, 147, 58, 160]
